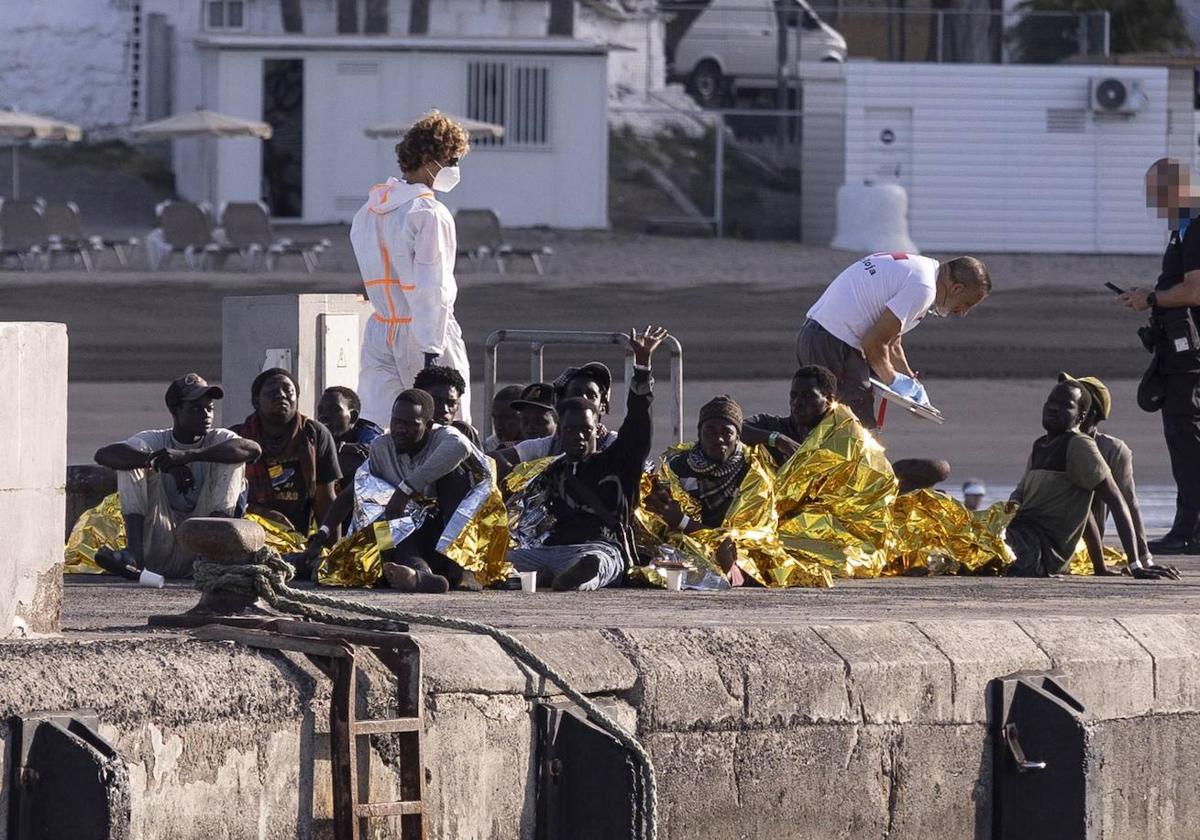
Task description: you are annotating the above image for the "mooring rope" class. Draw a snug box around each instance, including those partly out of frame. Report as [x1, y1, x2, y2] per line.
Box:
[194, 551, 659, 840]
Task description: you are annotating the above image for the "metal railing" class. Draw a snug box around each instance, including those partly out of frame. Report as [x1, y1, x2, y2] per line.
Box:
[483, 329, 685, 444]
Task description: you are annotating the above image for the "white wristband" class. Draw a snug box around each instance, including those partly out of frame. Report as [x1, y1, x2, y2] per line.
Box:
[678, 514, 692, 530]
[397, 480, 414, 496]
[316, 525, 331, 544]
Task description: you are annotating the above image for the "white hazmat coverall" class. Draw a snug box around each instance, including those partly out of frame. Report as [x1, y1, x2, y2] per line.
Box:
[350, 177, 470, 427]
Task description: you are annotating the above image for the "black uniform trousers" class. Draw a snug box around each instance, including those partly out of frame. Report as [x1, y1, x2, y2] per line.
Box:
[1163, 370, 1200, 540]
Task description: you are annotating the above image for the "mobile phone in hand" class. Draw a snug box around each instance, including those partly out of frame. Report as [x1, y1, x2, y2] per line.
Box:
[1105, 282, 1126, 295]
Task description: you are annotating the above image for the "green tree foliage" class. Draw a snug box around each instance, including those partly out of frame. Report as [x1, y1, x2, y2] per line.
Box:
[1007, 0, 1192, 63]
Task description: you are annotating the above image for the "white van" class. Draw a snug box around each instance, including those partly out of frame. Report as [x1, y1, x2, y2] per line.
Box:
[672, 0, 847, 106]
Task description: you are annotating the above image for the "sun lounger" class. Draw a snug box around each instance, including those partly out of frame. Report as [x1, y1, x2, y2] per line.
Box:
[219, 201, 330, 273]
[40, 201, 141, 271]
[0, 199, 48, 270]
[454, 208, 554, 275]
[154, 200, 240, 270]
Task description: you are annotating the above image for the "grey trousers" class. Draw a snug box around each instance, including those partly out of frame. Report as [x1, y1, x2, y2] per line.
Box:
[796, 319, 876, 429]
[508, 542, 624, 590]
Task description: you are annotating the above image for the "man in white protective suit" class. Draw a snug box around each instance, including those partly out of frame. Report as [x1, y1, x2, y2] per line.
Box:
[350, 111, 472, 427]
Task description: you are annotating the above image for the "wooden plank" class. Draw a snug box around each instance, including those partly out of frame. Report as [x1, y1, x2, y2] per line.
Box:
[354, 800, 424, 818]
[191, 625, 351, 658]
[330, 657, 360, 840]
[352, 717, 421, 735]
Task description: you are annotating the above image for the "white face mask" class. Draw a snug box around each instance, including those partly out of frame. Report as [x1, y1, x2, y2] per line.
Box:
[430, 163, 461, 193]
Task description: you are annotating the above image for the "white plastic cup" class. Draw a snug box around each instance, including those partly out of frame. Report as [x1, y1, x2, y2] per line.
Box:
[138, 569, 166, 589]
[519, 571, 538, 593]
[662, 567, 685, 592]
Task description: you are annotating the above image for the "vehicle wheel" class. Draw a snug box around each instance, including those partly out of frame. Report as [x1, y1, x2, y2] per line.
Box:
[689, 61, 726, 108]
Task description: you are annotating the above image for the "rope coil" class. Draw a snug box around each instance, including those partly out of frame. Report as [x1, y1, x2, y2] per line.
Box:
[196, 550, 659, 839]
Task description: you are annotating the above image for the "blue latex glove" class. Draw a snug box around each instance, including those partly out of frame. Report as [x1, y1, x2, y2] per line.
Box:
[890, 373, 931, 407]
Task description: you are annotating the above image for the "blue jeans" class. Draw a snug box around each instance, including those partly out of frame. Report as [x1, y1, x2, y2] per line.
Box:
[507, 542, 624, 590]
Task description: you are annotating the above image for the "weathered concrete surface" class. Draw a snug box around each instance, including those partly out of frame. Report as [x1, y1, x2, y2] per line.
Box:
[15, 575, 1200, 838]
[0, 322, 67, 635]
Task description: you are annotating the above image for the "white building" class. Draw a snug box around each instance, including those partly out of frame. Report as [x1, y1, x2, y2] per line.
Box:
[834, 62, 1171, 254]
[188, 33, 610, 225]
[0, 0, 641, 227]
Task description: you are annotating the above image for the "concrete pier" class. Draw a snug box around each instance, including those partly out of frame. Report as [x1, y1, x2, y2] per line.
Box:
[3, 571, 1195, 839]
[0, 323, 67, 635]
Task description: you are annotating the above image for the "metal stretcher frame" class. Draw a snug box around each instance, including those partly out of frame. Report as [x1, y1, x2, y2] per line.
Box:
[483, 329, 685, 444]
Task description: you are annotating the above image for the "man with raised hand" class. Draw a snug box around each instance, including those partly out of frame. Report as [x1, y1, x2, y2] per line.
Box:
[507, 326, 669, 591]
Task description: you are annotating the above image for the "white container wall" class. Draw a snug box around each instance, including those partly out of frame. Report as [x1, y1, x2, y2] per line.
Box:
[843, 63, 1169, 254]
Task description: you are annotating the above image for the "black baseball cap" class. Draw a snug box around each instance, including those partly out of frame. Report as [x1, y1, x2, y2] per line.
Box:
[511, 382, 557, 412]
[165, 373, 224, 408]
[553, 362, 612, 396]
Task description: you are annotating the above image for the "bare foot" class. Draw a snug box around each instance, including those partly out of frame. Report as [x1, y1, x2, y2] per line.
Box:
[383, 562, 450, 593]
[715, 538, 737, 574]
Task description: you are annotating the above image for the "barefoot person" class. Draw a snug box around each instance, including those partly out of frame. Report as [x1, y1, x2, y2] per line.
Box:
[304, 389, 484, 593]
[507, 327, 668, 591]
[640, 395, 829, 587]
[351, 111, 472, 427]
[94, 374, 260, 578]
[1006, 381, 1176, 579]
[799, 252, 990, 427]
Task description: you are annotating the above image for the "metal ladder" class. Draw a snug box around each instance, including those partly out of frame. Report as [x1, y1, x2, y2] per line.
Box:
[193, 619, 426, 840]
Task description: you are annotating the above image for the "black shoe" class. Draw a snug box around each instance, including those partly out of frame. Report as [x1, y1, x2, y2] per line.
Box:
[1185, 540, 1200, 556]
[1148, 535, 1193, 556]
[552, 554, 602, 592]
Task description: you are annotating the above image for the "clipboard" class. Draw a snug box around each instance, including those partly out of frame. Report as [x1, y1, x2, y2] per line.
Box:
[870, 378, 945, 425]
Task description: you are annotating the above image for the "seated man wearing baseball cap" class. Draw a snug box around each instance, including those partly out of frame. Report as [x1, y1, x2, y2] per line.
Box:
[511, 382, 558, 443]
[1060, 372, 1154, 565]
[93, 374, 261, 578]
[493, 363, 617, 475]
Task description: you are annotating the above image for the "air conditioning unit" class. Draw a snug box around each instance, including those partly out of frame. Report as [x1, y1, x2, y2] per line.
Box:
[1090, 77, 1145, 114]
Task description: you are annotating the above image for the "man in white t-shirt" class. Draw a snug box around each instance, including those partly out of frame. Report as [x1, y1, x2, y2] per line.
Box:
[94, 374, 262, 578]
[799, 252, 991, 427]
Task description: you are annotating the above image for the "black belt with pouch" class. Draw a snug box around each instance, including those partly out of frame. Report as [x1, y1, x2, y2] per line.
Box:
[1155, 307, 1200, 356]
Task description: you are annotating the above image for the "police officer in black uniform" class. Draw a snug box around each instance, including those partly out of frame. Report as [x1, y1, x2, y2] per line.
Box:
[1119, 158, 1200, 555]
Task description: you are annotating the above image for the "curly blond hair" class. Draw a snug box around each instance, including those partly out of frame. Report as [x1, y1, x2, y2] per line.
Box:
[396, 111, 470, 173]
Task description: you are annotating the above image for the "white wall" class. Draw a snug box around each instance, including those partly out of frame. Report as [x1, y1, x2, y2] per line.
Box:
[0, 0, 132, 129]
[210, 45, 609, 227]
[844, 63, 1168, 254]
[0, 322, 67, 635]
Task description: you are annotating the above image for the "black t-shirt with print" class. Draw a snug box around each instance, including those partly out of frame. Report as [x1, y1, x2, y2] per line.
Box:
[265, 422, 341, 531]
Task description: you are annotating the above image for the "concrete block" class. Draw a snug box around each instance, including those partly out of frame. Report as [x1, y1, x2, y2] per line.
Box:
[914, 619, 1052, 723]
[1087, 714, 1200, 839]
[614, 628, 849, 729]
[423, 692, 535, 840]
[812, 622, 954, 724]
[609, 629, 746, 731]
[0, 322, 67, 489]
[222, 295, 372, 423]
[417, 630, 636, 697]
[614, 627, 850, 731]
[1116, 614, 1200, 714]
[1016, 618, 1154, 720]
[0, 322, 67, 635]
